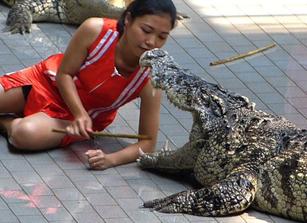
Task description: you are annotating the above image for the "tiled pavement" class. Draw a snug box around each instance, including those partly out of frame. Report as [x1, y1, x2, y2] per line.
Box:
[0, 0, 306, 222]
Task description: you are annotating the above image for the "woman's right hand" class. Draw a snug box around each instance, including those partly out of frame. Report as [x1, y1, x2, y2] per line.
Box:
[66, 112, 93, 139]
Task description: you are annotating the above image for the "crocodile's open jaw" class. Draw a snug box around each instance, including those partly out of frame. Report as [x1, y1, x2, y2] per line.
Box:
[139, 49, 195, 111]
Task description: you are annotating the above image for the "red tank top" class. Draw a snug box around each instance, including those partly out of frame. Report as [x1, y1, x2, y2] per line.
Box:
[75, 18, 150, 121]
[41, 18, 150, 130]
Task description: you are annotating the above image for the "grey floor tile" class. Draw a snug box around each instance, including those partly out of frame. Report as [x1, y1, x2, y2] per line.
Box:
[255, 65, 286, 78]
[104, 218, 133, 223]
[284, 69, 307, 82]
[206, 66, 236, 80]
[0, 177, 21, 191]
[63, 169, 97, 182]
[95, 205, 128, 219]
[53, 188, 85, 201]
[0, 162, 11, 178]
[127, 179, 160, 194]
[33, 164, 65, 177]
[283, 113, 307, 127]
[138, 190, 166, 202]
[0, 198, 8, 210]
[1, 63, 25, 73]
[117, 198, 144, 211]
[10, 46, 41, 60]
[74, 180, 106, 194]
[227, 61, 256, 73]
[257, 92, 288, 104]
[11, 171, 43, 184]
[21, 183, 53, 196]
[265, 76, 296, 87]
[184, 214, 218, 222]
[160, 124, 188, 137]
[246, 82, 276, 93]
[159, 215, 190, 223]
[106, 186, 138, 199]
[85, 192, 116, 206]
[235, 71, 266, 83]
[267, 103, 299, 115]
[8, 202, 41, 216]
[0, 209, 19, 223]
[42, 176, 75, 189]
[24, 153, 55, 165]
[217, 78, 247, 90]
[31, 195, 62, 209]
[40, 207, 74, 222]
[288, 97, 307, 109]
[72, 210, 104, 223]
[116, 165, 151, 180]
[0, 189, 32, 204]
[277, 86, 306, 98]
[62, 200, 94, 214]
[96, 174, 128, 187]
[126, 209, 160, 223]
[18, 215, 48, 223]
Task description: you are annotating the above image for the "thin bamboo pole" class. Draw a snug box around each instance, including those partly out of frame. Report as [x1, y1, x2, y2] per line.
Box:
[210, 43, 276, 66]
[52, 128, 151, 140]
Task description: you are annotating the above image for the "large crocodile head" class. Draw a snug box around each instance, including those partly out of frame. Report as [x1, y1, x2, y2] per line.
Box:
[139, 48, 254, 132]
[140, 49, 197, 111]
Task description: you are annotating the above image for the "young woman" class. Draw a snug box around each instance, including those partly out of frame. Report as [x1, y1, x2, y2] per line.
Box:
[0, 0, 177, 170]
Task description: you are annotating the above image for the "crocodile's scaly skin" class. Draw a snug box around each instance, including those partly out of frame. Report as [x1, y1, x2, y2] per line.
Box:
[137, 48, 307, 222]
[1, 0, 188, 34]
[1, 0, 132, 34]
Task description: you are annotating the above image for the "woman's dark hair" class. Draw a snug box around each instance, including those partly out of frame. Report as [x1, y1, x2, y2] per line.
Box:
[117, 0, 177, 36]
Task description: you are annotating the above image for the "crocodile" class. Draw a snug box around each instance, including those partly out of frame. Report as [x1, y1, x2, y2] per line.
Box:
[137, 48, 307, 222]
[1, 0, 132, 34]
[1, 0, 188, 34]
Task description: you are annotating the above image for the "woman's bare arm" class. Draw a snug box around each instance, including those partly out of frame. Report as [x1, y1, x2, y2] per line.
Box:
[87, 80, 162, 169]
[56, 18, 103, 138]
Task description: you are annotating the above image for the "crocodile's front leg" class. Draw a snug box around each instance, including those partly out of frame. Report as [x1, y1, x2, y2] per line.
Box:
[6, 2, 33, 34]
[6, 0, 57, 34]
[144, 169, 258, 216]
[137, 139, 205, 173]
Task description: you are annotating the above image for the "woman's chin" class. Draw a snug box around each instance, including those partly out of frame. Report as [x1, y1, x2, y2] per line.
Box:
[139, 47, 150, 55]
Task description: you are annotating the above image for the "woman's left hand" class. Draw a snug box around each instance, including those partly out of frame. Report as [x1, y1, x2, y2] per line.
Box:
[85, 149, 113, 170]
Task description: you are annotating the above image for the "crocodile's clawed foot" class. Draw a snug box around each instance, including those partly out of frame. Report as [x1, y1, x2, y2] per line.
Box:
[6, 8, 32, 34]
[136, 147, 158, 169]
[137, 140, 173, 169]
[7, 22, 31, 34]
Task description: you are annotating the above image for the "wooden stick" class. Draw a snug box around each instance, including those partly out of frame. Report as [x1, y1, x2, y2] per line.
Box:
[52, 128, 151, 140]
[209, 43, 276, 66]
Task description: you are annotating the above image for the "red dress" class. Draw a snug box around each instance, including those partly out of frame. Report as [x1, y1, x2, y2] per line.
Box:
[0, 18, 150, 146]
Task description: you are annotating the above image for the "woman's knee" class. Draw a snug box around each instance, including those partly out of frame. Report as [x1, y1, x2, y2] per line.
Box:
[9, 118, 43, 150]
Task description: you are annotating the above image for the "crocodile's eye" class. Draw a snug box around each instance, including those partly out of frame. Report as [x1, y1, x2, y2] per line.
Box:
[224, 143, 230, 150]
[231, 114, 237, 120]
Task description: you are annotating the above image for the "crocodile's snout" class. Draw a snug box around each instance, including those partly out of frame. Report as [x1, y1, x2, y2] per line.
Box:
[139, 48, 168, 68]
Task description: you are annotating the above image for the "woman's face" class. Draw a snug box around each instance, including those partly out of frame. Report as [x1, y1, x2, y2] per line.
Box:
[123, 13, 173, 58]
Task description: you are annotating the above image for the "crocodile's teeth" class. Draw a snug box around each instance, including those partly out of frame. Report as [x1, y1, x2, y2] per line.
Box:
[163, 140, 170, 151]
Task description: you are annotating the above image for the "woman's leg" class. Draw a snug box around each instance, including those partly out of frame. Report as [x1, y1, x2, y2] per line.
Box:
[0, 85, 25, 114]
[7, 112, 71, 151]
[0, 85, 72, 150]
[0, 86, 26, 132]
